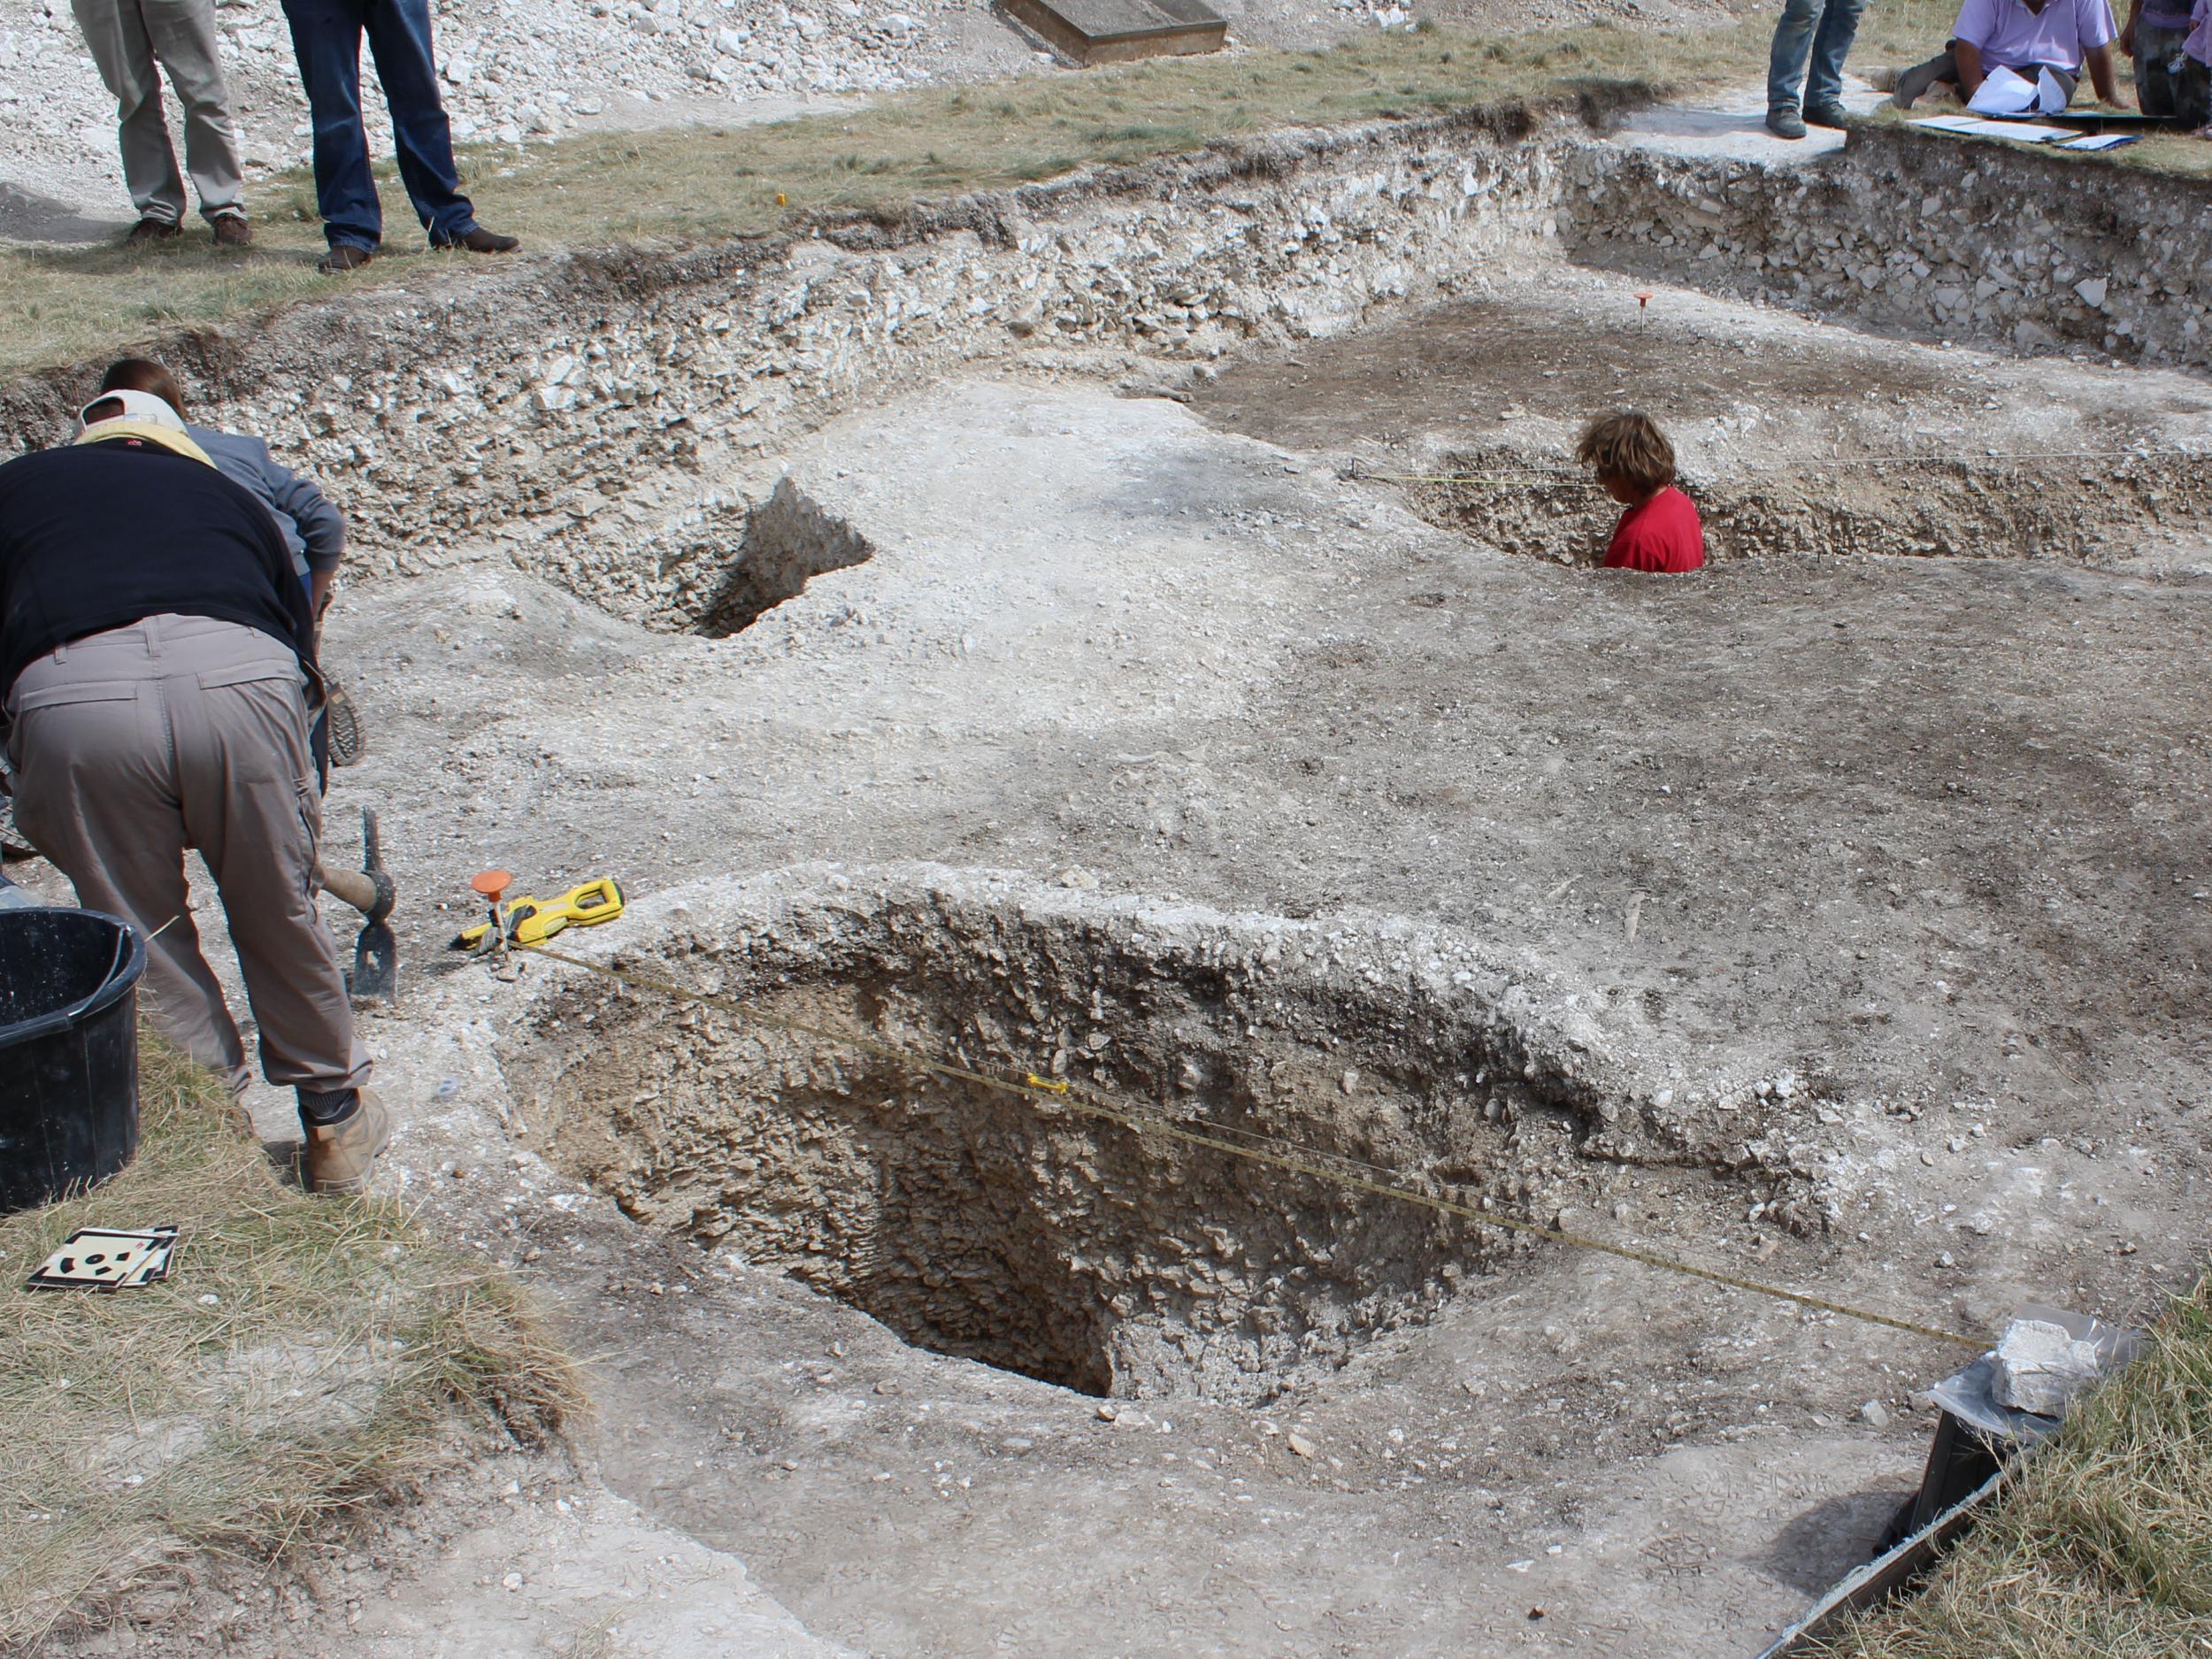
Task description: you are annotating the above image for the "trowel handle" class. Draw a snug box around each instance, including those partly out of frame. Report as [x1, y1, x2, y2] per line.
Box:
[318, 862, 380, 912]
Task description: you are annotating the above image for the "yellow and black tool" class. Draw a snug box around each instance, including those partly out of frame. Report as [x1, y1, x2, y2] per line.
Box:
[452, 876, 625, 951]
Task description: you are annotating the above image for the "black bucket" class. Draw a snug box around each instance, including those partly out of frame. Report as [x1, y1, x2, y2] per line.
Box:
[0, 907, 148, 1215]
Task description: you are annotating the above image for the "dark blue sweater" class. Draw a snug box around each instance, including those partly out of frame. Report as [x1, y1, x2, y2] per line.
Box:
[0, 437, 314, 700]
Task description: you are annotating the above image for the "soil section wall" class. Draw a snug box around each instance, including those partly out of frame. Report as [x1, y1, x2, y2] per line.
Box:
[7, 116, 2211, 617]
[1563, 123, 2212, 368]
[0, 112, 1570, 626]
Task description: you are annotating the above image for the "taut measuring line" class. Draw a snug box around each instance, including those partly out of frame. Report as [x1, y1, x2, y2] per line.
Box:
[523, 941, 1985, 1353]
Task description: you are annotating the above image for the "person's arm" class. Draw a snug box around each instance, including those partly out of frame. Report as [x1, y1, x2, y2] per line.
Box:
[2087, 41, 2124, 99]
[2121, 0, 2142, 56]
[1955, 37, 1988, 96]
[2083, 0, 2126, 98]
[309, 568, 337, 620]
[260, 453, 346, 580]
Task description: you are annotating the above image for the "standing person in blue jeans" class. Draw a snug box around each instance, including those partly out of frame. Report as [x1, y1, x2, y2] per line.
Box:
[279, 0, 518, 273]
[1768, 0, 1870, 137]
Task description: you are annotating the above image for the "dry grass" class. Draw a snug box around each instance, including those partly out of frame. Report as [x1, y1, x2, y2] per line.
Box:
[1861, 96, 2212, 178]
[0, 0, 2189, 376]
[0, 1033, 584, 1651]
[1809, 1268, 2212, 1659]
[0, 22, 1721, 378]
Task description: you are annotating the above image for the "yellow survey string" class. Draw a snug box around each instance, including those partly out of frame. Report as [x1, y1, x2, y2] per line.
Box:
[523, 941, 1985, 1352]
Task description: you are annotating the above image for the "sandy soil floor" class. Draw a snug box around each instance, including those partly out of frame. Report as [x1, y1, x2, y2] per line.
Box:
[0, 65, 2200, 1631]
[28, 243, 2207, 1655]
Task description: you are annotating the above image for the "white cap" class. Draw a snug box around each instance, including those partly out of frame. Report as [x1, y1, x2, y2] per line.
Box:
[76, 388, 186, 435]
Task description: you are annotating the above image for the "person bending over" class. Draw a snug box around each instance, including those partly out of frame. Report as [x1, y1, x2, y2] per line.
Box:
[1577, 411, 1706, 574]
[0, 393, 389, 1193]
[88, 357, 368, 768]
[92, 358, 345, 618]
[1894, 0, 2124, 110]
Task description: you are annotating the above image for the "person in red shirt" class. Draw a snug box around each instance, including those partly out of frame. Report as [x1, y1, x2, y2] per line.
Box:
[1575, 411, 1706, 573]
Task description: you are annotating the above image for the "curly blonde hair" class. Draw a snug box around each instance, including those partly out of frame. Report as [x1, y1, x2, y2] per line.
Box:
[1575, 410, 1676, 497]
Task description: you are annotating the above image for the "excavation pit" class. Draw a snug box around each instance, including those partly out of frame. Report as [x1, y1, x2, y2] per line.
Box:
[1187, 296, 2212, 568]
[688, 478, 875, 638]
[514, 872, 1648, 1403]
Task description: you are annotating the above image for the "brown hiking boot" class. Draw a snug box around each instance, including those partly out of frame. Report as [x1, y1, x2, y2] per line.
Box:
[434, 225, 519, 254]
[318, 242, 376, 273]
[326, 679, 365, 767]
[302, 1088, 392, 1194]
[211, 213, 252, 248]
[125, 216, 181, 247]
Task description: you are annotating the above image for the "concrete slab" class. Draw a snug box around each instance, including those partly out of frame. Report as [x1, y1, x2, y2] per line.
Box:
[1609, 78, 1890, 165]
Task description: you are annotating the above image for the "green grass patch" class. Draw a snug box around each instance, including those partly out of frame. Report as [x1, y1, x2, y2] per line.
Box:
[1809, 1268, 2212, 1659]
[3, 0, 2187, 383]
[0, 1035, 583, 1648]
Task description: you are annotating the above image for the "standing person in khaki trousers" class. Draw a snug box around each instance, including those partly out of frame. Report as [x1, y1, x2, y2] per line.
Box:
[0, 393, 386, 1192]
[72, 0, 252, 246]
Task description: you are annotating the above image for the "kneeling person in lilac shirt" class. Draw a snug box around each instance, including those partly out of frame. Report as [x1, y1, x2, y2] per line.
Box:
[1894, 0, 2124, 109]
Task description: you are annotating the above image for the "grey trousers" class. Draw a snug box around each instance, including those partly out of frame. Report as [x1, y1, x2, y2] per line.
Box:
[70, 0, 246, 224]
[4, 616, 369, 1098]
[2135, 19, 2192, 117]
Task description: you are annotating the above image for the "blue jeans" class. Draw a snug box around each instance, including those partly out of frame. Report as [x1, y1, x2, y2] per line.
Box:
[1768, 0, 1868, 112]
[279, 0, 476, 250]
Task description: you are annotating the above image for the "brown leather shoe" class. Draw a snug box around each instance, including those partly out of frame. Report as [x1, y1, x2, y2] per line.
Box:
[303, 1088, 392, 1194]
[435, 225, 518, 254]
[125, 216, 181, 247]
[211, 213, 252, 248]
[318, 242, 375, 273]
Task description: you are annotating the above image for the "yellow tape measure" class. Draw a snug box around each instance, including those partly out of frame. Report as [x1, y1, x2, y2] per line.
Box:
[453, 877, 625, 950]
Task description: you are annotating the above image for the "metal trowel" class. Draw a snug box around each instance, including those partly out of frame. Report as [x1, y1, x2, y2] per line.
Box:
[322, 808, 398, 1006]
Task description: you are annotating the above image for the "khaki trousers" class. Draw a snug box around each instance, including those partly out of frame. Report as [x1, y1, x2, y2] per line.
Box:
[70, 0, 245, 224]
[4, 616, 368, 1098]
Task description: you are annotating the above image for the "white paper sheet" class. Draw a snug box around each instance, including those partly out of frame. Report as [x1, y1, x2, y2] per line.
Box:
[1958, 119, 2074, 141]
[1910, 114, 1989, 131]
[2059, 132, 2138, 150]
[1967, 64, 2070, 115]
[1969, 65, 2037, 113]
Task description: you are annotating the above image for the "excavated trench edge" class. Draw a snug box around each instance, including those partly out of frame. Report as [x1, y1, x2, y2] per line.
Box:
[1402, 449, 2212, 567]
[10, 111, 2211, 630]
[509, 870, 1802, 1402]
